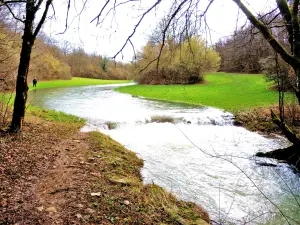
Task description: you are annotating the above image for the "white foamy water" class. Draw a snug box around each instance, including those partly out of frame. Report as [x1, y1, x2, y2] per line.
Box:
[29, 84, 300, 225]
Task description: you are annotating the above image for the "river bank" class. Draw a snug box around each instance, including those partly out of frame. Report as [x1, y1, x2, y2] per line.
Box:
[116, 72, 299, 137]
[235, 105, 300, 136]
[0, 107, 210, 224]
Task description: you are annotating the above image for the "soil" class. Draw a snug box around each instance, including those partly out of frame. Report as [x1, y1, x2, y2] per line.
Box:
[0, 116, 87, 224]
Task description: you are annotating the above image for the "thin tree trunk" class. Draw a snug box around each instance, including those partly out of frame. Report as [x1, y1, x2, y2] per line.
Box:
[294, 68, 300, 104]
[9, 1, 35, 132]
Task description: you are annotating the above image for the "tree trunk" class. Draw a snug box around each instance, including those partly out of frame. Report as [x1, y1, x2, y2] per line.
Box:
[295, 89, 300, 105]
[271, 110, 300, 144]
[292, 67, 300, 105]
[256, 110, 300, 170]
[256, 144, 300, 170]
[9, 2, 35, 132]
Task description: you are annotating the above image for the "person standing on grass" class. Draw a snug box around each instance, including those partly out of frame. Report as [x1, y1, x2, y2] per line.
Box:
[33, 77, 37, 87]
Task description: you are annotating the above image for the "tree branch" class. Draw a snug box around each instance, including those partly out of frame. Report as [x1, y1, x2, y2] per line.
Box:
[57, 0, 71, 34]
[90, 0, 111, 25]
[156, 0, 189, 72]
[232, 0, 300, 68]
[2, 2, 24, 22]
[33, 0, 52, 38]
[292, 0, 300, 57]
[276, 0, 294, 51]
[34, 0, 44, 11]
[111, 0, 162, 59]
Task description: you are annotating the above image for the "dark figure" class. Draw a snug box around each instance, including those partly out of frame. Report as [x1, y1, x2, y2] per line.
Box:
[33, 77, 37, 87]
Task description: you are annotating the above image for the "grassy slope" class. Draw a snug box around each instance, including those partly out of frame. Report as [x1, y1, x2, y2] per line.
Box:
[32, 77, 131, 90]
[116, 72, 280, 112]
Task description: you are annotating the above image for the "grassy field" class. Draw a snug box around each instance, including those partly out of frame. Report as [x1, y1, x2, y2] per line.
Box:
[116, 72, 283, 112]
[31, 77, 131, 90]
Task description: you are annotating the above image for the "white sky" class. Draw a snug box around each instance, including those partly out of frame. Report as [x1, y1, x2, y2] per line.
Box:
[43, 0, 274, 62]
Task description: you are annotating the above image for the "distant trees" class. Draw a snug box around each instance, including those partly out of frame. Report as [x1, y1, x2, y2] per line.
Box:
[135, 36, 220, 84]
[0, 18, 132, 90]
[66, 48, 131, 80]
[215, 26, 273, 73]
[0, 21, 72, 90]
[0, 21, 19, 91]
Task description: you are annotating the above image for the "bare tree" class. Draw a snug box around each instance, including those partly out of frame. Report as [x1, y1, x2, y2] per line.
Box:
[0, 0, 53, 132]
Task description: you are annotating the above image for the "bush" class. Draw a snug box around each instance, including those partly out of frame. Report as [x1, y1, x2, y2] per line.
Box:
[135, 36, 220, 85]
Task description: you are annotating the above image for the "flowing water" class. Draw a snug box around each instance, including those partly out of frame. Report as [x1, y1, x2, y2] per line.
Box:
[28, 84, 300, 225]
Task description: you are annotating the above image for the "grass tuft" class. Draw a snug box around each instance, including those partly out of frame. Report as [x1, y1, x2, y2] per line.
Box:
[105, 121, 119, 130]
[150, 115, 176, 123]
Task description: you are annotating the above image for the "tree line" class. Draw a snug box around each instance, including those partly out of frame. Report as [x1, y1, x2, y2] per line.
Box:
[0, 18, 131, 92]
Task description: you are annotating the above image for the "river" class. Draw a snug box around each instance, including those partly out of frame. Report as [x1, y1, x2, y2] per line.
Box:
[28, 84, 300, 225]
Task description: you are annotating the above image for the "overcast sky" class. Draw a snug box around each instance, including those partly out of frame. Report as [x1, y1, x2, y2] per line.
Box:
[43, 0, 273, 62]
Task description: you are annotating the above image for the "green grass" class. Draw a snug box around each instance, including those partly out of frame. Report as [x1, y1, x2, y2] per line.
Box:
[116, 72, 286, 112]
[30, 77, 131, 90]
[1, 77, 131, 105]
[27, 105, 86, 124]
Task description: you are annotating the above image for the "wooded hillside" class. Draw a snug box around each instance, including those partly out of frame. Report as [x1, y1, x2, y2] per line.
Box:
[0, 20, 131, 91]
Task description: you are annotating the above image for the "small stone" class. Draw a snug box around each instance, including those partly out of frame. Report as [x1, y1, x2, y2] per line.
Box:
[87, 157, 95, 163]
[76, 214, 82, 219]
[86, 208, 95, 214]
[77, 204, 84, 208]
[90, 192, 101, 197]
[73, 140, 81, 143]
[83, 215, 90, 220]
[91, 172, 101, 177]
[1, 199, 7, 207]
[123, 200, 130, 205]
[45, 206, 57, 213]
[37, 206, 44, 212]
[28, 176, 37, 181]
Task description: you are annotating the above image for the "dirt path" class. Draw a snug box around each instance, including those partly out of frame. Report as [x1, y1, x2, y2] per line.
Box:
[35, 132, 90, 224]
[0, 119, 92, 225]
